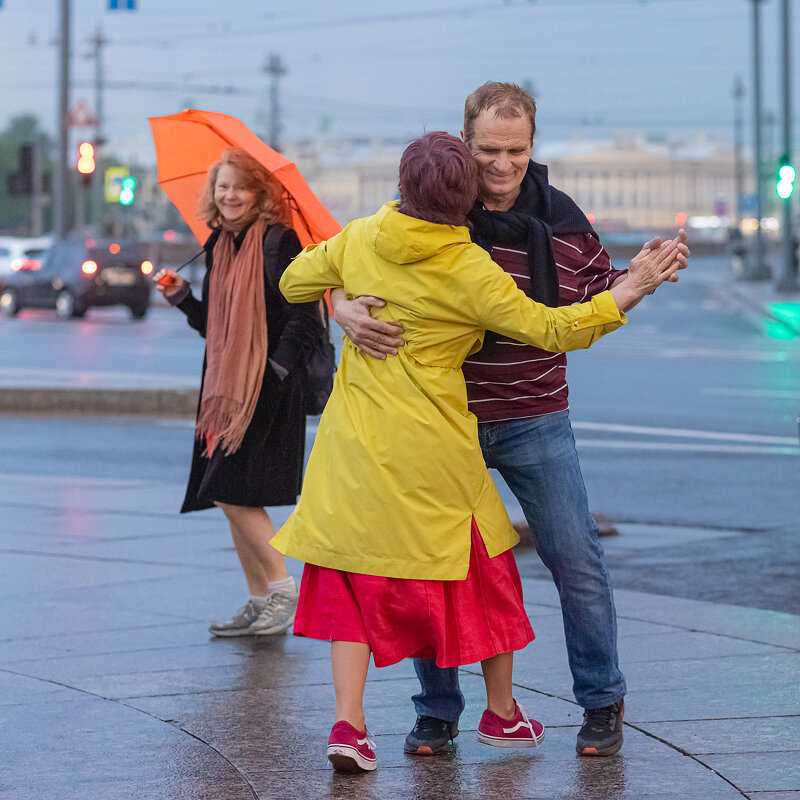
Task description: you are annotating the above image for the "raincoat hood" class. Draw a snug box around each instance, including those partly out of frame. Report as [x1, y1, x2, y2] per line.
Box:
[371, 203, 472, 265]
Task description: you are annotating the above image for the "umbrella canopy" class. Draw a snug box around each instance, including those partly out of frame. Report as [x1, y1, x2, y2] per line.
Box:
[149, 109, 341, 247]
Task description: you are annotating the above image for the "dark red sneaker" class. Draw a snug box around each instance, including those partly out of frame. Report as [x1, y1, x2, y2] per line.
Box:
[327, 721, 377, 772]
[477, 701, 545, 748]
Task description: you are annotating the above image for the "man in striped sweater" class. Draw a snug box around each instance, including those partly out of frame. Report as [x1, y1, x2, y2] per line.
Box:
[331, 81, 688, 757]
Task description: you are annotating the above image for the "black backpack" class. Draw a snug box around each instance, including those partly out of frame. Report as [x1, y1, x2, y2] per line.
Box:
[303, 300, 336, 416]
[264, 224, 336, 416]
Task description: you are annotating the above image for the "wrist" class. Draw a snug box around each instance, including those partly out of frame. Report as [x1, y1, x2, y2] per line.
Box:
[610, 282, 641, 312]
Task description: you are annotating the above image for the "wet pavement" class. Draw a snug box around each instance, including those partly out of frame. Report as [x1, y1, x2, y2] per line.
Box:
[1, 470, 798, 799]
[1, 263, 799, 798]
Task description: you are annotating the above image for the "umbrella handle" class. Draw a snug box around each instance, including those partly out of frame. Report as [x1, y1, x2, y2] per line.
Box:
[155, 248, 205, 287]
[174, 248, 205, 273]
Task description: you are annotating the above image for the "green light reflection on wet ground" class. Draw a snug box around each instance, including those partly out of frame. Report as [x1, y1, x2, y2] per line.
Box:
[767, 303, 800, 340]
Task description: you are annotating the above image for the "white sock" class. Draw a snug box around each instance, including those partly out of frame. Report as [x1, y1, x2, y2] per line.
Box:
[249, 593, 269, 609]
[268, 576, 297, 596]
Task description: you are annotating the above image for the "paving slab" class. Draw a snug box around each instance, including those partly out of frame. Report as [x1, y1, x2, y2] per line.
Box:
[642, 716, 800, 755]
[0, 699, 255, 800]
[2, 429, 799, 798]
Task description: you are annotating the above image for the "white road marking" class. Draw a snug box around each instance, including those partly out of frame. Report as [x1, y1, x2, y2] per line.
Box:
[571, 420, 798, 445]
[576, 439, 797, 456]
[701, 387, 800, 400]
[0, 366, 197, 389]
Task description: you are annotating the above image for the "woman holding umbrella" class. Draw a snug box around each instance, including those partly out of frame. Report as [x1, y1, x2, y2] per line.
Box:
[155, 147, 323, 637]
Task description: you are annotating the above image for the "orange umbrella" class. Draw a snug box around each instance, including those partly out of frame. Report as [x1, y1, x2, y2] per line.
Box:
[149, 109, 341, 247]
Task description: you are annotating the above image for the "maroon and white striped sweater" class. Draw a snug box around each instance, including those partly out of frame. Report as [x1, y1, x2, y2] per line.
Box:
[463, 232, 627, 424]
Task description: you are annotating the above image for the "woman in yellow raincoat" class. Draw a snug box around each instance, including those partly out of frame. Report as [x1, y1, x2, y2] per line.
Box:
[271, 132, 682, 772]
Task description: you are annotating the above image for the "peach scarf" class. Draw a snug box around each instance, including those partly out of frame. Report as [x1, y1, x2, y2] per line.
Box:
[196, 217, 268, 456]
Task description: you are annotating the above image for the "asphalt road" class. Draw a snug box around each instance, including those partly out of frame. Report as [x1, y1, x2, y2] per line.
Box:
[0, 255, 798, 612]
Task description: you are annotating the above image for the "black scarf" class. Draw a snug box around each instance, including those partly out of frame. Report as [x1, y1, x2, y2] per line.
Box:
[468, 161, 595, 307]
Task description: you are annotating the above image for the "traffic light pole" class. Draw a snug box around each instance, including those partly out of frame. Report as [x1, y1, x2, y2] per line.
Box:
[777, 0, 799, 292]
[747, 0, 770, 280]
[53, 0, 71, 240]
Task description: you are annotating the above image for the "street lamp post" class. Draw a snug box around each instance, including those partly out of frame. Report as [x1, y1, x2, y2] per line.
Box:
[53, 0, 71, 240]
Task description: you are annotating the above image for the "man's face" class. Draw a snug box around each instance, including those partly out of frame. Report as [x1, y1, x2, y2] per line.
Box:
[464, 108, 533, 211]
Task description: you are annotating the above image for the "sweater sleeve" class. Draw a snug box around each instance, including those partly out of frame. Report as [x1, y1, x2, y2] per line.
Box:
[269, 228, 325, 374]
[175, 287, 206, 337]
[174, 239, 215, 338]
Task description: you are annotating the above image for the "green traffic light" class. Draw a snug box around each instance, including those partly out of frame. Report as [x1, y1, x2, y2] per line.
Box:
[776, 156, 795, 199]
[776, 179, 793, 199]
[119, 176, 136, 205]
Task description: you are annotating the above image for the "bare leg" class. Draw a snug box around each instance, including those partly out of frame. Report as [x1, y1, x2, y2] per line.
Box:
[481, 651, 516, 719]
[332, 641, 371, 731]
[215, 503, 288, 596]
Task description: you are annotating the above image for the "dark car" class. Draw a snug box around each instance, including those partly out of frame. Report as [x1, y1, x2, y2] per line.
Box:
[0, 239, 153, 320]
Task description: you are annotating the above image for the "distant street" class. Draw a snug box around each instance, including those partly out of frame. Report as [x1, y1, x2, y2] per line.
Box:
[0, 255, 798, 612]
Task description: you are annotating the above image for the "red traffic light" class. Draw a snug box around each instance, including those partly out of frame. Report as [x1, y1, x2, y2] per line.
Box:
[77, 142, 96, 175]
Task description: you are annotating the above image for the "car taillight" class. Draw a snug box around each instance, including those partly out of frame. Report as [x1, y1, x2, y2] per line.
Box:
[10, 259, 41, 271]
[140, 260, 154, 275]
[81, 260, 98, 275]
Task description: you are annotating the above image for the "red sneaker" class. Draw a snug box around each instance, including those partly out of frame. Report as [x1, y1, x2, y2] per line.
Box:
[477, 701, 545, 748]
[327, 721, 378, 772]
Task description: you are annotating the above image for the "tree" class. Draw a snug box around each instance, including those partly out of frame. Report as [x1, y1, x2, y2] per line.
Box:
[0, 115, 53, 236]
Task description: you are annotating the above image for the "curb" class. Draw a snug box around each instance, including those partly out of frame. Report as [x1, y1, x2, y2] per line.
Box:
[724, 281, 800, 336]
[0, 387, 198, 417]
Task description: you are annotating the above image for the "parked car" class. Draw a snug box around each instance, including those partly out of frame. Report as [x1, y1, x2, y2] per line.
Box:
[0, 235, 53, 280]
[0, 238, 153, 320]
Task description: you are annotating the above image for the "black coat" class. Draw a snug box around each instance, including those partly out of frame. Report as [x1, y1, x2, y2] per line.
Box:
[176, 223, 322, 512]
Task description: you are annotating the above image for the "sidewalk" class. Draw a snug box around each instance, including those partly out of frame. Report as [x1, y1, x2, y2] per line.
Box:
[0, 467, 798, 800]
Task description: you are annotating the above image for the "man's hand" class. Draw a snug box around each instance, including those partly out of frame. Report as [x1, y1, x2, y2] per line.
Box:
[331, 291, 405, 360]
[635, 229, 690, 285]
[628, 228, 690, 294]
[626, 237, 684, 297]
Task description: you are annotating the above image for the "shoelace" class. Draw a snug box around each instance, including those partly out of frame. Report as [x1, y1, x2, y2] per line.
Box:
[584, 704, 618, 728]
[416, 716, 455, 739]
[262, 592, 289, 611]
[515, 700, 541, 744]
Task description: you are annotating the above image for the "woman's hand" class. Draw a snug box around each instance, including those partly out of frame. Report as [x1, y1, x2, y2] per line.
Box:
[331, 289, 405, 360]
[154, 268, 186, 298]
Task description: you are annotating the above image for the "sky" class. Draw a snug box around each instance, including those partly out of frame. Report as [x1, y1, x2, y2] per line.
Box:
[1, 0, 799, 166]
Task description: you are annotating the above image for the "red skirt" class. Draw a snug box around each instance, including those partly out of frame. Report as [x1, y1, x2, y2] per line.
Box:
[293, 519, 534, 668]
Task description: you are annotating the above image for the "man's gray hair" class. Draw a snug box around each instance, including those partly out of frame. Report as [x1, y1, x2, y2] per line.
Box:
[463, 82, 537, 144]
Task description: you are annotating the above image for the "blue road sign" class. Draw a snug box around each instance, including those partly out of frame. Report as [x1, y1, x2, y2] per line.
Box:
[109, 0, 136, 8]
[739, 193, 757, 214]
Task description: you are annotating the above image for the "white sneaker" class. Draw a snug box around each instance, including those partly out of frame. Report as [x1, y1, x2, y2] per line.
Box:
[251, 587, 299, 635]
[208, 601, 263, 637]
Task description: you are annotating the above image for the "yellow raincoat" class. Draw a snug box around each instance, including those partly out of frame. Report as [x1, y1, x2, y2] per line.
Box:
[271, 203, 626, 581]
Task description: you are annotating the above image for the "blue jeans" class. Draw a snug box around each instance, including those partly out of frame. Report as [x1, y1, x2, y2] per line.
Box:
[412, 410, 626, 718]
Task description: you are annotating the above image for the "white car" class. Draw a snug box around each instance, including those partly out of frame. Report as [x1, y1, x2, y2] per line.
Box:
[0, 235, 54, 277]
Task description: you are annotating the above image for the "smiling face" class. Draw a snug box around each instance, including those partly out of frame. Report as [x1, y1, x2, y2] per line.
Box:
[213, 163, 257, 229]
[464, 108, 533, 212]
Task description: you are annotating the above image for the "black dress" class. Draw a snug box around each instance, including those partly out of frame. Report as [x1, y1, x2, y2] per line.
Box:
[176, 223, 323, 512]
